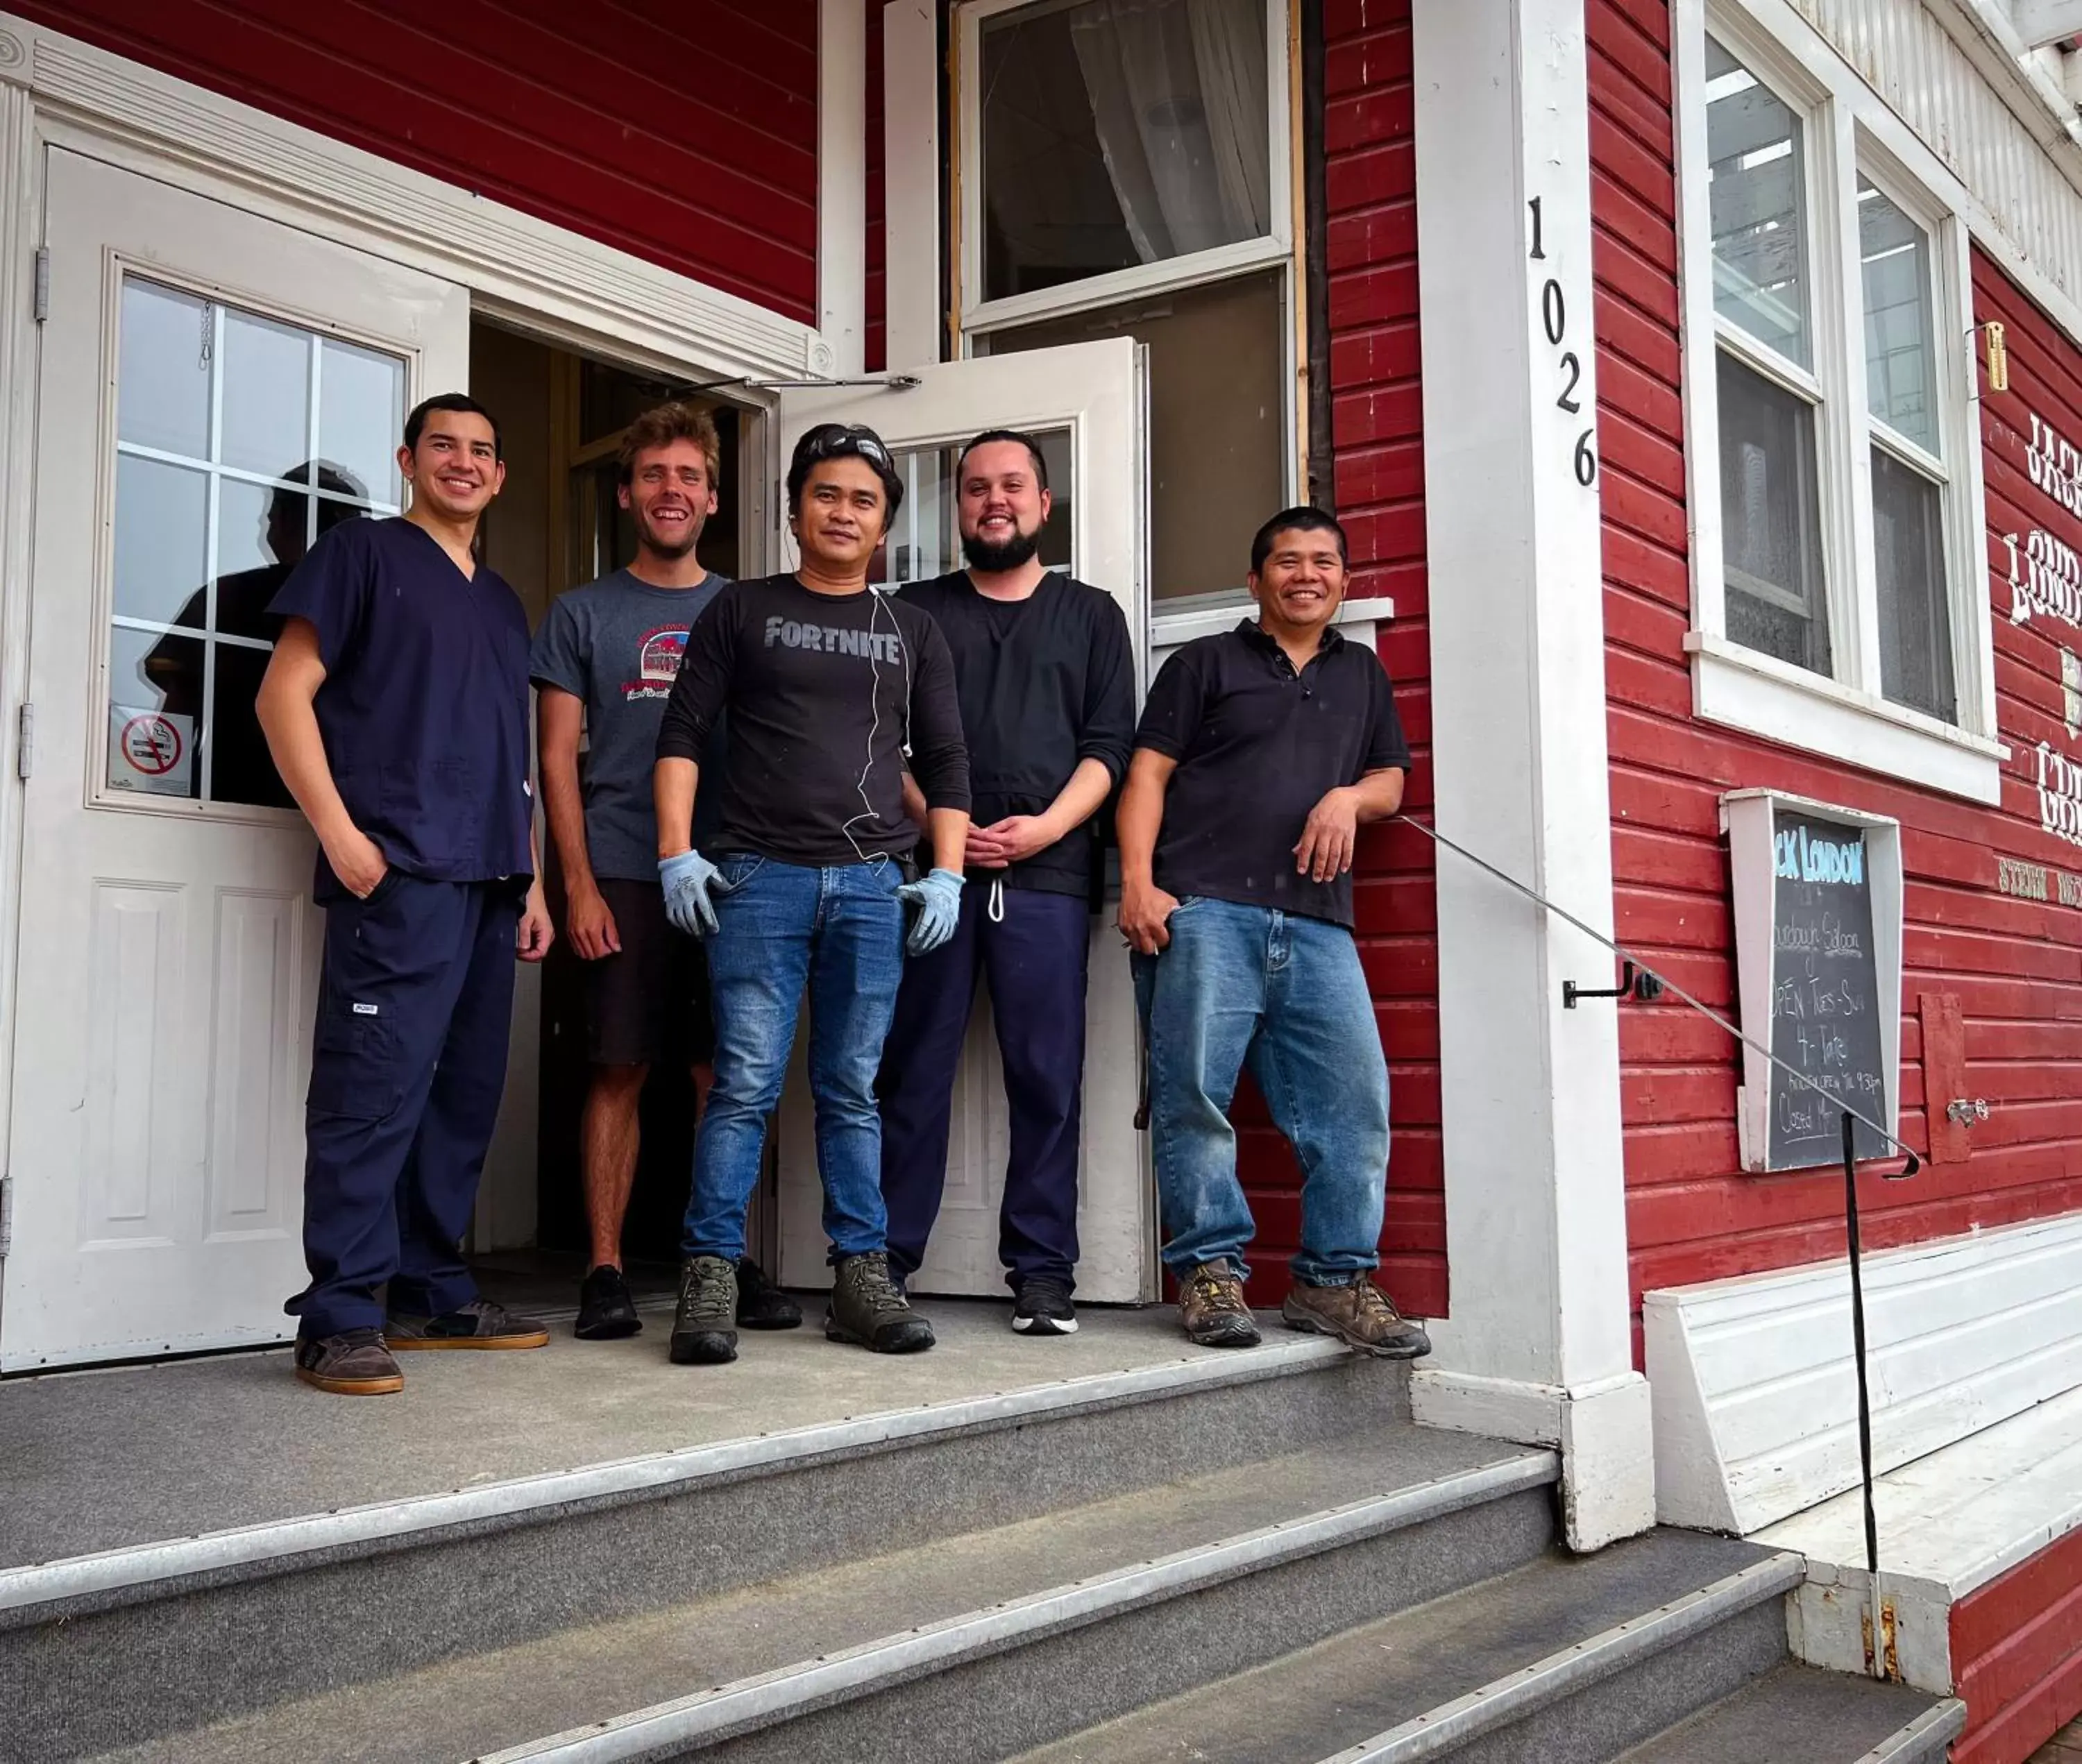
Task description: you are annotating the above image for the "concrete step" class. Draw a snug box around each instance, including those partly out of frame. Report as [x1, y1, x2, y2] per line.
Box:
[1009, 1529, 1800, 1763]
[5, 1333, 1412, 1757]
[73, 1428, 1559, 1764]
[1611, 1665, 1965, 1763]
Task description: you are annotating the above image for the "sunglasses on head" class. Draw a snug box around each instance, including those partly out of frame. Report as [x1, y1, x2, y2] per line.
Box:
[799, 423, 892, 468]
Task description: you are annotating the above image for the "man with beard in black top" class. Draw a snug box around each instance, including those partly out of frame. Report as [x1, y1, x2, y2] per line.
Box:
[879, 431, 1136, 1337]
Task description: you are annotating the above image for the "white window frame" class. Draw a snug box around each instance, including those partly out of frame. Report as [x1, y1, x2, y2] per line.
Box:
[1675, 0, 2007, 803]
[951, 0, 1300, 627]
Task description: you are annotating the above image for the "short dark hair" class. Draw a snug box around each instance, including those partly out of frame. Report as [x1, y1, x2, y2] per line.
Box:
[786, 423, 906, 520]
[1250, 506, 1348, 577]
[618, 402, 722, 489]
[955, 428, 1050, 491]
[405, 393, 502, 461]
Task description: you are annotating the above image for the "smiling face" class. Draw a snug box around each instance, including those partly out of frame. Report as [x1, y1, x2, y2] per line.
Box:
[398, 410, 505, 521]
[620, 438, 717, 561]
[1249, 524, 1349, 635]
[958, 439, 1052, 573]
[792, 455, 890, 572]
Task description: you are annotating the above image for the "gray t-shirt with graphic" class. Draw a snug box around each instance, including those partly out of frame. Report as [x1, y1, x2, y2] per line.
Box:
[530, 569, 729, 882]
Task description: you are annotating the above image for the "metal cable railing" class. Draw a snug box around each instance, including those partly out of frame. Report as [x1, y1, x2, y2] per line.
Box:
[1397, 813, 1918, 1645]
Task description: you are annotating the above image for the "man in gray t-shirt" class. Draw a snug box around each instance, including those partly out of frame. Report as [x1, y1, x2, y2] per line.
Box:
[530, 403, 799, 1342]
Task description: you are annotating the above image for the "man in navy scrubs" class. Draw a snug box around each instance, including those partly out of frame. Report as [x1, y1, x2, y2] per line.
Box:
[258, 393, 555, 1397]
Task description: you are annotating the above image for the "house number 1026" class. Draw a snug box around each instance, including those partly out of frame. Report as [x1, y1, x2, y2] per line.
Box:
[1527, 196, 1596, 487]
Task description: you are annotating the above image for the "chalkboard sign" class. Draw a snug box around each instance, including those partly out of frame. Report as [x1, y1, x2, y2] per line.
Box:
[1766, 813, 1888, 1169]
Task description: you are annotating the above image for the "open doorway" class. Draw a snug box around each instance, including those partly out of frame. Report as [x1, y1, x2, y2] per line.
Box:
[465, 319, 768, 1312]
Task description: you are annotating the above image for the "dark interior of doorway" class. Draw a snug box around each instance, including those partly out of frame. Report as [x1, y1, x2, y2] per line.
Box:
[468, 320, 760, 1287]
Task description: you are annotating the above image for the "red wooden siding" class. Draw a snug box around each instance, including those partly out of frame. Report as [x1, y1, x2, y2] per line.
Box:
[21, 0, 819, 323]
[1249, 0, 1448, 1318]
[1950, 1522, 2082, 1764]
[1589, 0, 2082, 1362]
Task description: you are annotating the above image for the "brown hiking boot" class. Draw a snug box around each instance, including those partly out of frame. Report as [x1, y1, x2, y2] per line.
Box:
[827, 1252, 935, 1354]
[1283, 1276, 1432, 1359]
[1178, 1262, 1261, 1348]
[294, 1329, 403, 1396]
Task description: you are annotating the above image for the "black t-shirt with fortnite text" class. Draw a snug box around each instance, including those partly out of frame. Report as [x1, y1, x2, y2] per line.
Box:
[656, 575, 970, 866]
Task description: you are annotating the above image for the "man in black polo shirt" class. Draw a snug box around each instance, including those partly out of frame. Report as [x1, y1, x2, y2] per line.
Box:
[879, 430, 1136, 1337]
[1117, 506, 1431, 1359]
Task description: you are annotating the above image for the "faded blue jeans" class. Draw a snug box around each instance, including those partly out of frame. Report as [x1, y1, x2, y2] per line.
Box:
[682, 854, 906, 1264]
[1133, 897, 1389, 1284]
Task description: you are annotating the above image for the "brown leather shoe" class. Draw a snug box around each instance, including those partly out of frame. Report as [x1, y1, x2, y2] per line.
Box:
[294, 1329, 403, 1396]
[1283, 1276, 1432, 1359]
[1178, 1262, 1261, 1348]
[386, 1298, 549, 1350]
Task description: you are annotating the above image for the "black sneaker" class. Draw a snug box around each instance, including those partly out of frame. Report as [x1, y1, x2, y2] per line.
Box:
[294, 1329, 403, 1396]
[736, 1258, 802, 1330]
[670, 1255, 739, 1365]
[386, 1299, 550, 1350]
[575, 1264, 642, 1341]
[1011, 1275, 1078, 1337]
[826, 1251, 935, 1354]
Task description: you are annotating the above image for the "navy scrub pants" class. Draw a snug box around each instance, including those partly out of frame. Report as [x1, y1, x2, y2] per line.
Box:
[289, 874, 518, 1338]
[877, 884, 1089, 1291]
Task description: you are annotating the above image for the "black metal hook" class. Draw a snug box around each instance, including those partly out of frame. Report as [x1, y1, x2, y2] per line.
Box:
[1562, 960, 1666, 1009]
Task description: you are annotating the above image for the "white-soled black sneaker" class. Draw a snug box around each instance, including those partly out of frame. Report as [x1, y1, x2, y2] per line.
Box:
[1011, 1275, 1078, 1337]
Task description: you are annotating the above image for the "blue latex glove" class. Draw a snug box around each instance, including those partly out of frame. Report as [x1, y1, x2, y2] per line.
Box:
[658, 849, 722, 939]
[897, 866, 964, 956]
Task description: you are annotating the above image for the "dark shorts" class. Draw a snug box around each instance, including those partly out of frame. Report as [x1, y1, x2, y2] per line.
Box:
[584, 878, 716, 1068]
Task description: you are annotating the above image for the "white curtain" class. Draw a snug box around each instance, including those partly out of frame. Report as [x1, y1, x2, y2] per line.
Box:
[1069, 0, 1271, 265]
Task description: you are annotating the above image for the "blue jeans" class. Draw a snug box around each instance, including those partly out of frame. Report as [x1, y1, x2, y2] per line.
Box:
[682, 854, 906, 1264]
[1133, 897, 1389, 1284]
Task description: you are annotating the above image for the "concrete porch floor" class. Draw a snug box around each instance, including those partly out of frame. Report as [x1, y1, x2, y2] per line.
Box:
[0, 1295, 1296, 1575]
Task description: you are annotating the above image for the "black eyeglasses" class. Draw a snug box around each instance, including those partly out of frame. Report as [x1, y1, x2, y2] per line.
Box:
[797, 422, 892, 468]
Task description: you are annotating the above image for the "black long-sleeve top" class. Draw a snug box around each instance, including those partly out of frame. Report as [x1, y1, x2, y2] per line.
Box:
[656, 575, 970, 866]
[895, 570, 1135, 899]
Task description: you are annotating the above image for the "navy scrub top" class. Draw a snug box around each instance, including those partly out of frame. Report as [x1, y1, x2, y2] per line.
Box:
[269, 516, 534, 901]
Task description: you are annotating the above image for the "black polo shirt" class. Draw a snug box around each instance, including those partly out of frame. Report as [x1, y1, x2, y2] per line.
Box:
[1135, 620, 1410, 928]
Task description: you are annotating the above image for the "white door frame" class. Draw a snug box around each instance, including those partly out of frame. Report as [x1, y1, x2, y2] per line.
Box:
[0, 11, 853, 1323]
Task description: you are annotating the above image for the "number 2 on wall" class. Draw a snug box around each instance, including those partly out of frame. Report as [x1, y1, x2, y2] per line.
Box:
[1528, 196, 1597, 487]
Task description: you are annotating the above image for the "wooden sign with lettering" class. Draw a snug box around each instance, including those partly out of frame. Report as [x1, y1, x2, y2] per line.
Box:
[1723, 791, 1905, 1175]
[1766, 813, 1888, 1169]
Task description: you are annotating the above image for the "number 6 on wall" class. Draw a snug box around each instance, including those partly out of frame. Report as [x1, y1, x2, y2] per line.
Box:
[1575, 428, 1597, 486]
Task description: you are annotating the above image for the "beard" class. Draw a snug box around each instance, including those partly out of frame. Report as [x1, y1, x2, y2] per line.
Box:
[636, 507, 702, 560]
[963, 523, 1042, 573]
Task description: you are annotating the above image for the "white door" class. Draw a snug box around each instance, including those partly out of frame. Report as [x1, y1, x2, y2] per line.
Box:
[771, 339, 1158, 1303]
[0, 150, 470, 1370]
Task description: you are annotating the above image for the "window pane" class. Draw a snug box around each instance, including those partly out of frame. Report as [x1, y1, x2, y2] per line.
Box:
[988, 269, 1284, 601]
[1718, 352, 1831, 675]
[1872, 446, 1955, 721]
[980, 0, 1271, 303]
[109, 627, 200, 799]
[221, 308, 312, 479]
[1859, 178, 1937, 454]
[114, 455, 209, 627]
[210, 643, 295, 809]
[319, 338, 405, 505]
[118, 280, 211, 458]
[1706, 39, 1811, 364]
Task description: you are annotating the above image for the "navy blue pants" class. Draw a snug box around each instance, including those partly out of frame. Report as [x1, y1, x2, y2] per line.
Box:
[289, 874, 518, 1337]
[878, 885, 1088, 1291]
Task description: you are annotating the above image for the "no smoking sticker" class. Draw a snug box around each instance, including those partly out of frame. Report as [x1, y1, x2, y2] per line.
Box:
[108, 705, 194, 796]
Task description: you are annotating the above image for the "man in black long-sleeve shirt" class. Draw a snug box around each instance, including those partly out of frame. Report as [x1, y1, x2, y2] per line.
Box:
[879, 430, 1137, 1337]
[654, 423, 971, 1364]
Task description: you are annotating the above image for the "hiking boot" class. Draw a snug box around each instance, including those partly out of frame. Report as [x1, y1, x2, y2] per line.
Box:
[294, 1329, 403, 1396]
[387, 1298, 550, 1350]
[575, 1264, 642, 1341]
[670, 1255, 739, 1364]
[1011, 1275, 1078, 1337]
[1178, 1262, 1261, 1348]
[1283, 1275, 1433, 1359]
[736, 1258, 803, 1330]
[826, 1251, 935, 1354]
